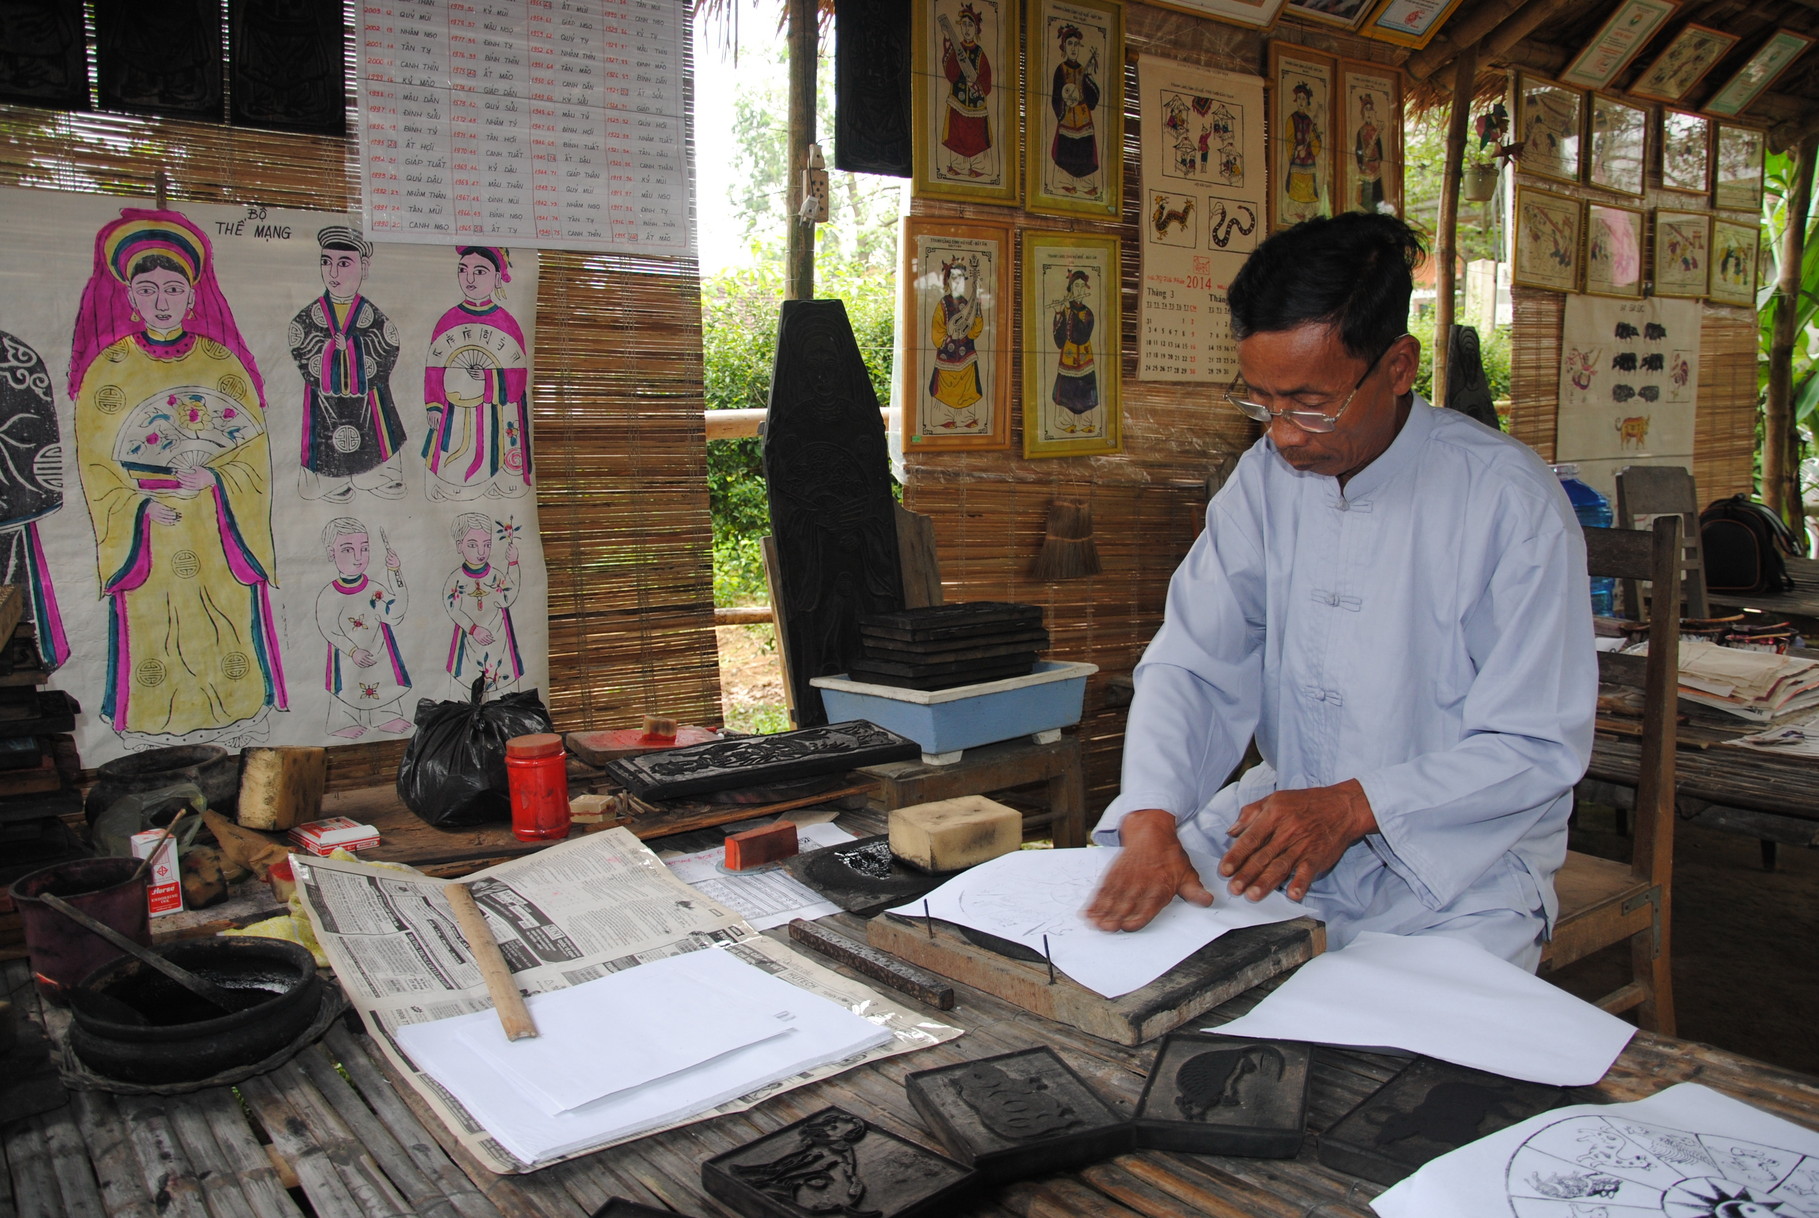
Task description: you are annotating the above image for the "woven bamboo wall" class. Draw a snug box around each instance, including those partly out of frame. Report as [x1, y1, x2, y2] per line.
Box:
[0, 105, 720, 791]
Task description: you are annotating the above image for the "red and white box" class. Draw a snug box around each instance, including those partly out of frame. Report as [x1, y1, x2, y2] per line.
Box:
[129, 828, 185, 917]
[288, 817, 380, 857]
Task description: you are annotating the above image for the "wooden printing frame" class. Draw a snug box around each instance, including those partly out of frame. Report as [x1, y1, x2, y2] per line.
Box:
[1704, 29, 1815, 119]
[1511, 185, 1584, 293]
[1652, 208, 1713, 299]
[1627, 23, 1740, 103]
[899, 217, 1015, 451]
[1659, 108, 1711, 194]
[912, 0, 1022, 206]
[1335, 59, 1402, 216]
[1268, 41, 1337, 231]
[1712, 123, 1765, 213]
[1357, 0, 1468, 50]
[1023, 0, 1124, 221]
[1022, 229, 1122, 458]
[1584, 201, 1647, 299]
[1557, 0, 1678, 90]
[1586, 93, 1648, 197]
[1707, 217, 1760, 307]
[1513, 73, 1583, 185]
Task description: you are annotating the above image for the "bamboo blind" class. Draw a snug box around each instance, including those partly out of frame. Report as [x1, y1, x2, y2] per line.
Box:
[0, 97, 721, 791]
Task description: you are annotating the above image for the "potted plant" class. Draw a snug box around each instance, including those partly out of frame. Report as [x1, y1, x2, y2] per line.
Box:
[1462, 104, 1510, 203]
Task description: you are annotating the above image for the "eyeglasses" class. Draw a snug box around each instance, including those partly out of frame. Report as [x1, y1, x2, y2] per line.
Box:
[1225, 335, 1407, 434]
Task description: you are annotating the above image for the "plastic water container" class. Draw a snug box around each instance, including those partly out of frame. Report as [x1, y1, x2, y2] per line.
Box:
[1553, 463, 1616, 616]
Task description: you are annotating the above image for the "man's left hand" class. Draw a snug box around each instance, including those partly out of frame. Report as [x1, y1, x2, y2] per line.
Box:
[1219, 779, 1377, 903]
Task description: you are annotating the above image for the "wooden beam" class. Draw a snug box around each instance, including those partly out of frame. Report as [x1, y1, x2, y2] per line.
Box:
[1481, 0, 1587, 61]
[784, 0, 817, 301]
[1405, 0, 1539, 80]
[1765, 137, 1815, 529]
[1431, 44, 1478, 409]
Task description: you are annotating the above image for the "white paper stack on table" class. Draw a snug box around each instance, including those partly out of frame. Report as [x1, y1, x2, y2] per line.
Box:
[1660, 638, 1819, 722]
[396, 947, 892, 1165]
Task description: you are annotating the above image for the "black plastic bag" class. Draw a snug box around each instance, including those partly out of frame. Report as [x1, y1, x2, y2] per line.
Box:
[396, 679, 554, 827]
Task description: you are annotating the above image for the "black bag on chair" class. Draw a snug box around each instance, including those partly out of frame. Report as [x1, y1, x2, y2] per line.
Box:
[1700, 495, 1800, 595]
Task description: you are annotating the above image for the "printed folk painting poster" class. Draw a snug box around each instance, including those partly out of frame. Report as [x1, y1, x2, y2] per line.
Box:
[1136, 56, 1266, 384]
[1025, 0, 1121, 220]
[0, 187, 549, 765]
[1555, 295, 1701, 499]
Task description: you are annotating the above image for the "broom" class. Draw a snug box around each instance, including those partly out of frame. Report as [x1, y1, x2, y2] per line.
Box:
[1032, 497, 1102, 580]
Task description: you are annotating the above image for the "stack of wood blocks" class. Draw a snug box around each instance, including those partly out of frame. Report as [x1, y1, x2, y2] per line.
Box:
[850, 602, 1048, 691]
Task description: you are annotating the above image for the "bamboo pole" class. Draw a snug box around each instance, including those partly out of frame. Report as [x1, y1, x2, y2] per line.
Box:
[1431, 48, 1477, 410]
[784, 0, 818, 301]
[1766, 136, 1815, 531]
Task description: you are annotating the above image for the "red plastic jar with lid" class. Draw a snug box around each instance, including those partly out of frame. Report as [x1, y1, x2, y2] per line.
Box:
[504, 733, 571, 842]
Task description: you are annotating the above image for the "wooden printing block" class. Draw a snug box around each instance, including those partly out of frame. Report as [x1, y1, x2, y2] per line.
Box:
[858, 602, 1043, 643]
[783, 834, 950, 917]
[847, 652, 1037, 679]
[1317, 1056, 1570, 1186]
[601, 721, 921, 800]
[566, 724, 720, 767]
[590, 1201, 700, 1218]
[1133, 1032, 1312, 1157]
[845, 658, 1037, 691]
[724, 820, 799, 870]
[702, 1107, 975, 1218]
[904, 1046, 1132, 1183]
[856, 627, 1049, 662]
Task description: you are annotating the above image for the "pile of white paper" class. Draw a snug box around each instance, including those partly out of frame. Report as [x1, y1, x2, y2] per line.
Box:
[395, 947, 892, 1165]
[1661, 639, 1819, 722]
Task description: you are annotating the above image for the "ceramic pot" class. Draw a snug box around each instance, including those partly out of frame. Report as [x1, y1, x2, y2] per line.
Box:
[84, 744, 238, 823]
[1463, 162, 1500, 203]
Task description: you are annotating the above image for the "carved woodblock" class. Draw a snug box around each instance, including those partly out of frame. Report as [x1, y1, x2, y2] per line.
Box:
[591, 1201, 701, 1218]
[784, 834, 951, 918]
[702, 1107, 975, 1218]
[602, 721, 920, 800]
[230, 0, 346, 134]
[1317, 1056, 1571, 1186]
[1133, 1032, 1311, 1157]
[905, 1046, 1132, 1182]
[858, 627, 1049, 662]
[0, 0, 87, 109]
[764, 301, 905, 727]
[94, 0, 223, 119]
[859, 602, 1043, 643]
[835, 0, 912, 176]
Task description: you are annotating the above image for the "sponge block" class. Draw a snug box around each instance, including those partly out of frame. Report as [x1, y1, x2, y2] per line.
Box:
[889, 796, 1022, 873]
[725, 821, 800, 870]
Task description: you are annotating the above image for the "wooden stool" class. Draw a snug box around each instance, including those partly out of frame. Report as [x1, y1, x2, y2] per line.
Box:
[858, 735, 1087, 848]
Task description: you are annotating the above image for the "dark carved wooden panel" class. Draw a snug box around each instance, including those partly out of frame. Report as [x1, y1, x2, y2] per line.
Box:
[1446, 324, 1501, 431]
[906, 1047, 1131, 1183]
[784, 834, 949, 918]
[764, 300, 904, 726]
[602, 721, 920, 801]
[230, 0, 345, 135]
[1134, 1032, 1312, 1157]
[702, 1107, 975, 1218]
[834, 0, 911, 176]
[0, 0, 87, 110]
[1318, 1056, 1571, 1186]
[860, 602, 1043, 642]
[95, 0, 223, 121]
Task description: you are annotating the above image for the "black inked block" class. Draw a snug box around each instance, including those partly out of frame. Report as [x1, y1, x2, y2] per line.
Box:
[0, 0, 87, 109]
[904, 1046, 1132, 1182]
[602, 721, 920, 800]
[1318, 1056, 1569, 1186]
[702, 1107, 975, 1218]
[591, 1201, 700, 1218]
[833, 0, 910, 176]
[94, 0, 223, 119]
[1133, 1033, 1312, 1157]
[230, 0, 346, 134]
[784, 834, 948, 917]
[859, 602, 1044, 643]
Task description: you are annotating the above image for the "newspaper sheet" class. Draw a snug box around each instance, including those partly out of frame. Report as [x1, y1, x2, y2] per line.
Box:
[294, 827, 962, 1173]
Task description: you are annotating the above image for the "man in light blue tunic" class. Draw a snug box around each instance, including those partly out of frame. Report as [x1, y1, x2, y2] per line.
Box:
[1085, 213, 1595, 970]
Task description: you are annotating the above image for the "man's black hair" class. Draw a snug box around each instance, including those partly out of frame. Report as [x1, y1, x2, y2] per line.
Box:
[1226, 212, 1425, 361]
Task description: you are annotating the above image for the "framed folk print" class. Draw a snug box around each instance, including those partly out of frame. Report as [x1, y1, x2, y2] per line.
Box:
[1269, 42, 1335, 229]
[1628, 24, 1739, 103]
[1713, 123, 1765, 212]
[1514, 74, 1582, 184]
[1586, 94, 1647, 197]
[1653, 208, 1712, 298]
[1025, 0, 1123, 220]
[1511, 186, 1583, 293]
[1659, 109, 1710, 193]
[1337, 61, 1401, 214]
[1558, 0, 1678, 90]
[1705, 29, 1815, 119]
[1359, 0, 1468, 50]
[1283, 0, 1376, 32]
[1585, 202, 1646, 299]
[900, 219, 1014, 450]
[913, 0, 1020, 205]
[1143, 0, 1285, 30]
[1707, 217, 1759, 306]
[1022, 230, 1121, 458]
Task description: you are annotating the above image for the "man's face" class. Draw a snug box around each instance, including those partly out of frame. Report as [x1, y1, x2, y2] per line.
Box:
[321, 249, 367, 299]
[459, 528, 492, 566]
[1064, 35, 1082, 61]
[1235, 323, 1416, 482]
[330, 532, 370, 578]
[959, 15, 977, 40]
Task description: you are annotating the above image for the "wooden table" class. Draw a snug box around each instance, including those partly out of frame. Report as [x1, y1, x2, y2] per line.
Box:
[8, 916, 1819, 1217]
[859, 735, 1088, 849]
[1706, 554, 1819, 636]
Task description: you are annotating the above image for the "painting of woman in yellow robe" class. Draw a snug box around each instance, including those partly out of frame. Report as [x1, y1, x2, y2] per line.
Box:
[68, 209, 288, 742]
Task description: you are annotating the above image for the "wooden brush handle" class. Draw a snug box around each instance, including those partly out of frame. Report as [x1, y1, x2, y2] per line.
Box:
[444, 883, 538, 1041]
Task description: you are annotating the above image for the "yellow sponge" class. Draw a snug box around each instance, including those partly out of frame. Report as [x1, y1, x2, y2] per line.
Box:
[889, 796, 1022, 873]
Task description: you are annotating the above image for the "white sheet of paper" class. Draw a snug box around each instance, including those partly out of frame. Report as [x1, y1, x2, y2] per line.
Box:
[1209, 932, 1634, 1086]
[662, 821, 853, 931]
[1374, 1081, 1819, 1217]
[396, 947, 893, 1165]
[445, 949, 797, 1115]
[886, 846, 1302, 998]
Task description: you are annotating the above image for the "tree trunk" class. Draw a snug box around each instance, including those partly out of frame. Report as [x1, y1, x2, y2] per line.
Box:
[784, 0, 817, 301]
[1766, 136, 1814, 532]
[1431, 48, 1477, 410]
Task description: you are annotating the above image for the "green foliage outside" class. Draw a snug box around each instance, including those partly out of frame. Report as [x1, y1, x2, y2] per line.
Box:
[1760, 152, 1819, 514]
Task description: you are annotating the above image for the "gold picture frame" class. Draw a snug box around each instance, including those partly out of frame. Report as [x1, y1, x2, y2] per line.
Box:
[1024, 0, 1124, 220]
[1707, 217, 1760, 306]
[1358, 0, 1468, 50]
[1659, 109, 1711, 194]
[1586, 94, 1648, 197]
[1336, 60, 1402, 215]
[900, 218, 1015, 451]
[1705, 29, 1815, 119]
[1558, 0, 1678, 90]
[1585, 202, 1646, 299]
[1268, 41, 1336, 230]
[1022, 230, 1121, 458]
[1629, 23, 1740, 103]
[912, 0, 1021, 206]
[1652, 208, 1712, 299]
[1283, 0, 1377, 31]
[1511, 186, 1583, 293]
[1713, 123, 1765, 212]
[1514, 74, 1582, 184]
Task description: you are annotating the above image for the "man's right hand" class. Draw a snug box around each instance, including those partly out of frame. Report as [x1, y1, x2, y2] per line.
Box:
[1084, 807, 1214, 932]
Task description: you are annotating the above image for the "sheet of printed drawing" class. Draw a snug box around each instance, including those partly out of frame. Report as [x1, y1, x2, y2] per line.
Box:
[1136, 56, 1266, 384]
[0, 186, 548, 765]
[1553, 294, 1701, 501]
